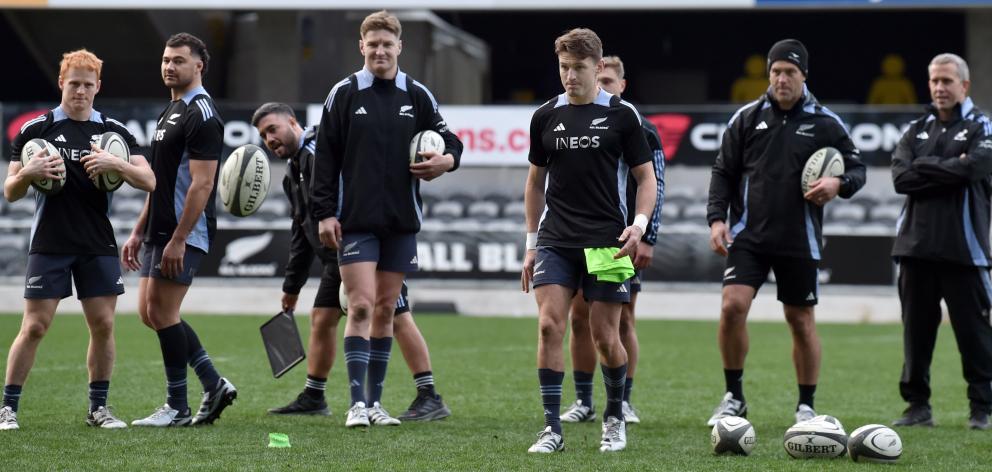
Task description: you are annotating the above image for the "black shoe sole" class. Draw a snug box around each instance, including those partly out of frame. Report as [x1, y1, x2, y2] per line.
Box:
[399, 405, 452, 422]
[193, 390, 237, 426]
[268, 408, 330, 416]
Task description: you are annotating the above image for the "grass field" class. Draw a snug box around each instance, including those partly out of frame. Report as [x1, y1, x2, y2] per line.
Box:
[0, 313, 986, 471]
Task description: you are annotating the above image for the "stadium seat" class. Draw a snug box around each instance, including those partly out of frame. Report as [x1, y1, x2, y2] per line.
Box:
[466, 200, 501, 220]
[502, 201, 526, 221]
[431, 199, 465, 220]
[681, 203, 708, 223]
[869, 204, 902, 226]
[829, 202, 867, 225]
[111, 197, 145, 220]
[661, 202, 681, 222]
[7, 198, 34, 219]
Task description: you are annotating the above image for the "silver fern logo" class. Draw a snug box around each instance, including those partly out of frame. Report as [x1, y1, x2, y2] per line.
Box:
[219, 232, 277, 276]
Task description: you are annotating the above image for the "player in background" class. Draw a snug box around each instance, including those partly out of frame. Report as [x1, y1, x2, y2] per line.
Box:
[890, 53, 992, 430]
[522, 28, 656, 453]
[705, 39, 865, 427]
[253, 103, 450, 420]
[561, 55, 665, 426]
[126, 33, 237, 427]
[1, 49, 155, 431]
[311, 11, 463, 427]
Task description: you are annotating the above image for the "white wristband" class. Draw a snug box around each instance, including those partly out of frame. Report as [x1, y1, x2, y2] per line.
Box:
[525, 232, 538, 250]
[633, 214, 648, 235]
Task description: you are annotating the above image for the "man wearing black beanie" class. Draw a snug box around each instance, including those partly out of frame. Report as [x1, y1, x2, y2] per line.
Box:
[705, 39, 867, 427]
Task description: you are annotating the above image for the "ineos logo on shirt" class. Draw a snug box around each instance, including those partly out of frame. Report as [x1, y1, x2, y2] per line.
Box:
[555, 136, 601, 150]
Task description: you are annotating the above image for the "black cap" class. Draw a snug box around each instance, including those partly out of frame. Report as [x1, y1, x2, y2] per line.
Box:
[767, 39, 808, 77]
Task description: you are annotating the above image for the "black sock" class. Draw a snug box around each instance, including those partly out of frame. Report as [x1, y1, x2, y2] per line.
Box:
[624, 377, 634, 403]
[538, 368, 564, 434]
[88, 380, 110, 413]
[367, 337, 392, 405]
[157, 323, 189, 412]
[601, 364, 627, 421]
[798, 384, 817, 409]
[182, 320, 221, 392]
[3, 385, 22, 412]
[304, 375, 327, 399]
[724, 369, 745, 402]
[414, 371, 437, 398]
[573, 370, 594, 408]
[343, 336, 370, 406]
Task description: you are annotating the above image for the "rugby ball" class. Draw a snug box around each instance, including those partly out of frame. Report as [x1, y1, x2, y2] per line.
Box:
[20, 138, 66, 195]
[847, 424, 902, 463]
[339, 283, 348, 315]
[810, 414, 844, 432]
[711, 416, 756, 456]
[801, 146, 844, 194]
[783, 419, 848, 459]
[94, 132, 130, 192]
[409, 130, 445, 164]
[219, 144, 270, 217]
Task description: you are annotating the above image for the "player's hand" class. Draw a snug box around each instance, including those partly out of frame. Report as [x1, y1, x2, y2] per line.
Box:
[161, 237, 186, 279]
[410, 151, 455, 181]
[803, 176, 841, 206]
[614, 225, 643, 260]
[633, 241, 654, 269]
[21, 149, 64, 180]
[521, 249, 537, 293]
[121, 233, 143, 272]
[318, 217, 342, 250]
[81, 143, 123, 179]
[709, 220, 732, 257]
[282, 292, 298, 312]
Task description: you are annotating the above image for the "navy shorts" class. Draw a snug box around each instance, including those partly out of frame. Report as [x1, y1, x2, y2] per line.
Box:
[723, 246, 819, 306]
[631, 270, 642, 294]
[532, 246, 631, 303]
[338, 232, 418, 273]
[139, 244, 206, 286]
[24, 253, 124, 300]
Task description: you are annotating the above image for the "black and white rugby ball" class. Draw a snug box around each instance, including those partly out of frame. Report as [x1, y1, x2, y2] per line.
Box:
[94, 132, 130, 192]
[847, 424, 902, 463]
[409, 130, 445, 164]
[711, 416, 756, 456]
[219, 144, 270, 217]
[783, 418, 848, 459]
[20, 138, 66, 195]
[801, 146, 845, 194]
[810, 414, 844, 432]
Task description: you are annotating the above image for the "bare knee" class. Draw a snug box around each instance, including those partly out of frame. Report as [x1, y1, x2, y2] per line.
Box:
[570, 310, 590, 334]
[539, 315, 565, 341]
[87, 317, 115, 339]
[311, 309, 340, 334]
[785, 307, 816, 337]
[721, 296, 750, 325]
[21, 319, 50, 341]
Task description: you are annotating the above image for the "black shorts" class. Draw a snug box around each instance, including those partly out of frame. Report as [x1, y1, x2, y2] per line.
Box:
[24, 253, 124, 300]
[723, 247, 819, 306]
[139, 244, 206, 286]
[631, 270, 642, 294]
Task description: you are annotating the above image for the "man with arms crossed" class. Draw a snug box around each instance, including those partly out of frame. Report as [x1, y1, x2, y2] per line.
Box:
[1, 49, 155, 430]
[522, 29, 656, 453]
[253, 103, 450, 420]
[311, 10, 463, 427]
[890, 53, 992, 430]
[562, 54, 665, 426]
[706, 39, 865, 426]
[126, 33, 237, 427]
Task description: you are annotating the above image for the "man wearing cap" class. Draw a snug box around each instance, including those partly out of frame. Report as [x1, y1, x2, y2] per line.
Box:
[705, 39, 866, 426]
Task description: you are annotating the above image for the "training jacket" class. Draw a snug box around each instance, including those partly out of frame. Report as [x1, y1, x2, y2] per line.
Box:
[283, 126, 335, 295]
[311, 67, 463, 234]
[625, 117, 666, 245]
[707, 86, 867, 260]
[891, 97, 992, 267]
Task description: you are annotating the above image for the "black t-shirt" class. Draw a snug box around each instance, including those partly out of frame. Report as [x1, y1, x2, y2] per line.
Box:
[144, 87, 223, 252]
[529, 90, 653, 248]
[10, 106, 139, 256]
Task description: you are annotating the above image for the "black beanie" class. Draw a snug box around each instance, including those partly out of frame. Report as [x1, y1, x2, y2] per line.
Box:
[767, 39, 808, 76]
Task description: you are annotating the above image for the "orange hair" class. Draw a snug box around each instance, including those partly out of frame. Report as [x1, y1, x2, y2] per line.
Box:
[59, 49, 103, 79]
